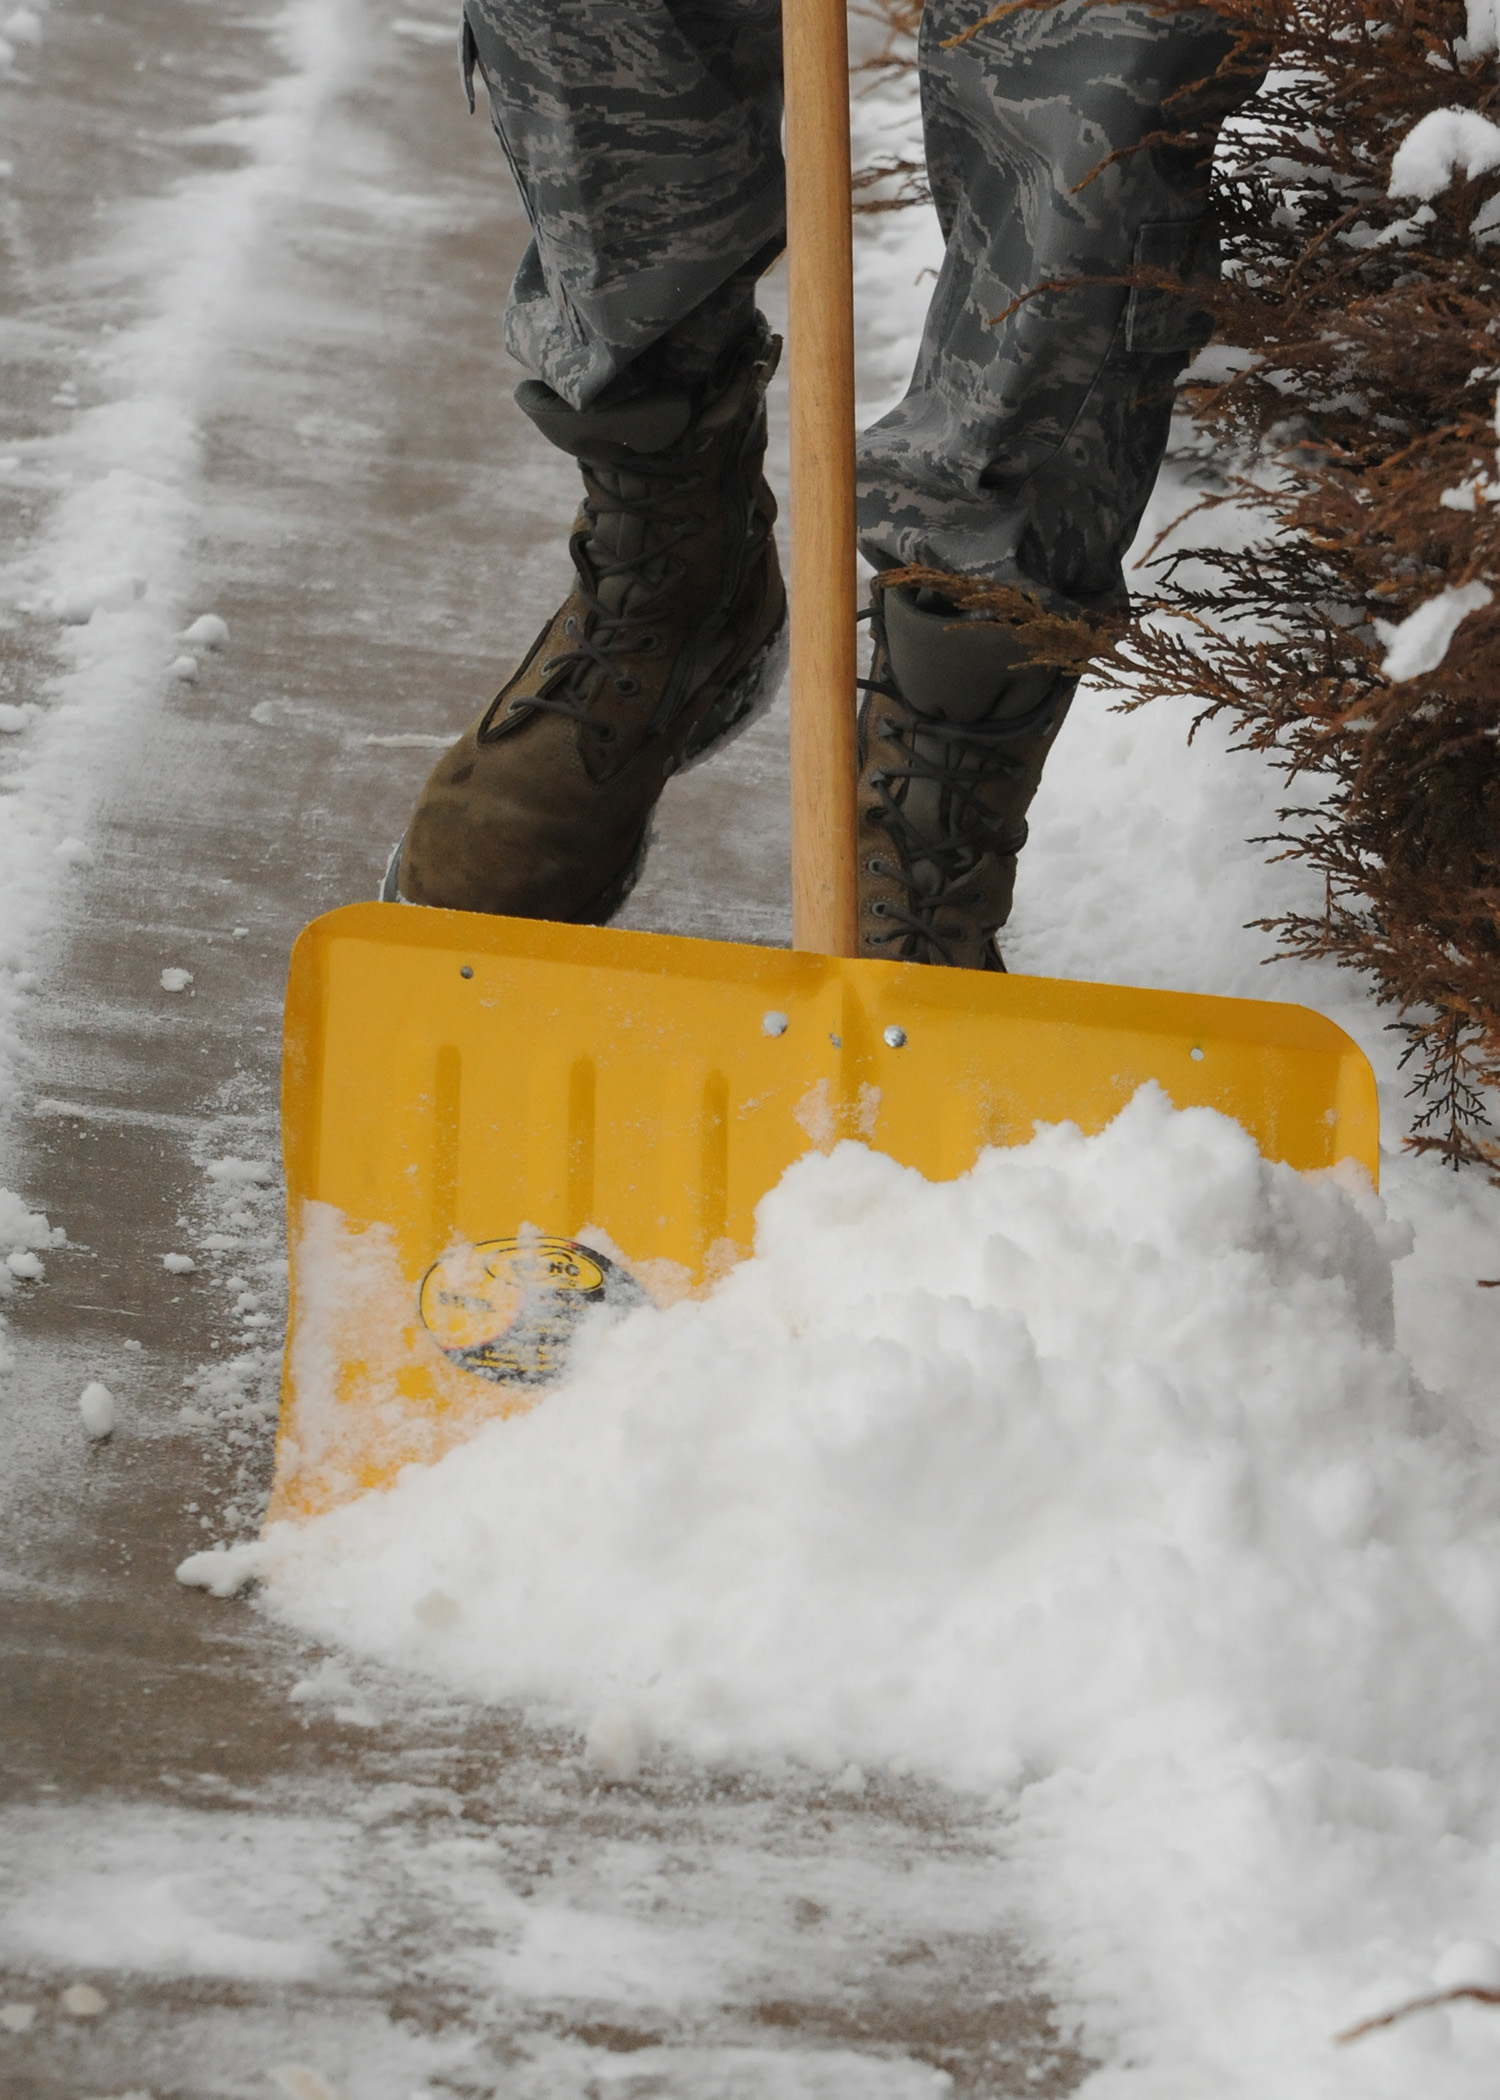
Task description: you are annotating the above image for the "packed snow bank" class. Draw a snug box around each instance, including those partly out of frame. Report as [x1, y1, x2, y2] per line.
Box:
[182, 1087, 1500, 2094]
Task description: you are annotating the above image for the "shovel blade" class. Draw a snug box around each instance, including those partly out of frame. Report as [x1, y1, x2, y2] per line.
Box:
[270, 903, 1377, 1521]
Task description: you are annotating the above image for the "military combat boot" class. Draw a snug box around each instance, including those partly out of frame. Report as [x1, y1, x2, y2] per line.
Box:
[857, 584, 1077, 971]
[384, 322, 786, 920]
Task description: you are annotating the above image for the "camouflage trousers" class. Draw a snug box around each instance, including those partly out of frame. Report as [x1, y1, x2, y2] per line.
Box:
[462, 0, 1264, 611]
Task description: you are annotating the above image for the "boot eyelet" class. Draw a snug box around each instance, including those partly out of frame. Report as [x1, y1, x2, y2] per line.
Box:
[871, 901, 890, 917]
[592, 722, 616, 742]
[638, 635, 660, 654]
[614, 677, 639, 696]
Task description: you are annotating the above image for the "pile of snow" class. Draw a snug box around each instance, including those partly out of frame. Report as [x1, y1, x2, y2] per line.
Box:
[183, 1087, 1500, 2093]
[0, 1187, 63, 1369]
[204, 1155, 274, 1188]
[0, 1186, 55, 1264]
[78, 1380, 115, 1439]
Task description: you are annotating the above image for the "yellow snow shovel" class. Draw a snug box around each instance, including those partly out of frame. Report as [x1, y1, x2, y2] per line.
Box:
[267, 0, 1378, 1524]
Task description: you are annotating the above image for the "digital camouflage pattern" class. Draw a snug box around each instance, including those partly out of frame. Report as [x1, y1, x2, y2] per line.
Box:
[861, 0, 1264, 609]
[462, 0, 1265, 610]
[461, 0, 785, 408]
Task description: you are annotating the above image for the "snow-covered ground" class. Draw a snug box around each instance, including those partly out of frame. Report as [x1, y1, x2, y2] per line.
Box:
[6, 4, 1500, 2099]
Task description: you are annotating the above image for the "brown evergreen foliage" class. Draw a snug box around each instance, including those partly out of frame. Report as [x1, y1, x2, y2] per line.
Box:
[1122, 0, 1500, 1170]
[852, 0, 1500, 1170]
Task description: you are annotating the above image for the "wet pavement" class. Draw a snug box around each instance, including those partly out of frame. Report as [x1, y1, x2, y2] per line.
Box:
[0, 1, 1080, 2094]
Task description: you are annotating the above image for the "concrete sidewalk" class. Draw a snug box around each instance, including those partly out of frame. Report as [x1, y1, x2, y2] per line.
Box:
[0, 2, 1083, 2093]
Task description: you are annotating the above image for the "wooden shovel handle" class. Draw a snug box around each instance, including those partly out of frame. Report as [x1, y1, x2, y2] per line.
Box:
[784, 0, 859, 957]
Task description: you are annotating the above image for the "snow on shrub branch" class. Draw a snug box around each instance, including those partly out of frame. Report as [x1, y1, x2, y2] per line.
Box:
[1389, 107, 1500, 199]
[1376, 580, 1494, 678]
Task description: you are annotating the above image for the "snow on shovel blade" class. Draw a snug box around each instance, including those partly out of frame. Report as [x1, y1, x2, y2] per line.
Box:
[268, 901, 1378, 1522]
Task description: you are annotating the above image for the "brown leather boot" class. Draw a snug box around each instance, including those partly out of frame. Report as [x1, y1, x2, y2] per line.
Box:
[385, 324, 786, 920]
[857, 584, 1076, 971]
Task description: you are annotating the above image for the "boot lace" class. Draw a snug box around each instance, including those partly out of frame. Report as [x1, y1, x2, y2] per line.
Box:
[489, 462, 706, 741]
[859, 671, 1063, 965]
